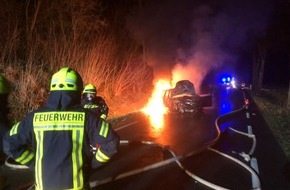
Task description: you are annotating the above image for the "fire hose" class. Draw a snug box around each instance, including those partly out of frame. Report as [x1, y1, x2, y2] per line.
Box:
[89, 103, 261, 189]
[6, 98, 261, 190]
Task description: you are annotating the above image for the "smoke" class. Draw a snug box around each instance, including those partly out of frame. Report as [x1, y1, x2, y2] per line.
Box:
[126, 0, 274, 91]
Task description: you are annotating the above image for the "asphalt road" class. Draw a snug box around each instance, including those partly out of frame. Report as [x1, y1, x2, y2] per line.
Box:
[92, 87, 290, 190]
[213, 88, 290, 190]
[1, 87, 290, 190]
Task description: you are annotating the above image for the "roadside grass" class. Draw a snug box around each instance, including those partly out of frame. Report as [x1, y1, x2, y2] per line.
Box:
[251, 89, 290, 159]
[0, 0, 153, 124]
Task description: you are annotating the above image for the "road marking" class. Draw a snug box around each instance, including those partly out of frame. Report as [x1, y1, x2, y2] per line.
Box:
[209, 148, 261, 189]
[246, 112, 250, 119]
[250, 157, 259, 173]
[247, 124, 260, 189]
[115, 121, 138, 131]
[247, 125, 253, 134]
[250, 157, 260, 189]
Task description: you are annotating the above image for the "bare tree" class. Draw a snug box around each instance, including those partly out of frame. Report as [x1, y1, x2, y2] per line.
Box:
[252, 39, 271, 92]
[287, 53, 290, 109]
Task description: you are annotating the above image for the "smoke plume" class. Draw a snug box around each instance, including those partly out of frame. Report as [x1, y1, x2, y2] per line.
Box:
[126, 0, 274, 91]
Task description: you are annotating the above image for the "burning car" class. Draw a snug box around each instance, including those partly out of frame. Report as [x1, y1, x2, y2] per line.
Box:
[163, 80, 203, 116]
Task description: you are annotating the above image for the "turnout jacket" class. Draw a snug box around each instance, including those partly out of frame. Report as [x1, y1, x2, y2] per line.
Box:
[81, 96, 109, 119]
[3, 91, 119, 190]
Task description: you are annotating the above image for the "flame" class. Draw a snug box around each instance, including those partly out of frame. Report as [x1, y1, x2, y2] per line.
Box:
[142, 79, 172, 129]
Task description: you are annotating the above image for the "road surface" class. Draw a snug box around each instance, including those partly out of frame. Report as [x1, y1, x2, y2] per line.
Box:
[1, 87, 289, 189]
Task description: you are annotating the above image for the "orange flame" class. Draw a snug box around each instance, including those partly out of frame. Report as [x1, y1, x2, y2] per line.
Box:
[142, 79, 172, 129]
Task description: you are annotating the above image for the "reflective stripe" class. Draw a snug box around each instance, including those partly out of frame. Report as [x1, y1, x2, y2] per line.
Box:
[34, 125, 84, 131]
[99, 121, 109, 138]
[100, 114, 107, 119]
[95, 149, 110, 163]
[84, 104, 98, 109]
[72, 130, 84, 188]
[35, 185, 85, 190]
[10, 122, 20, 136]
[15, 150, 34, 164]
[35, 131, 44, 189]
[33, 111, 85, 189]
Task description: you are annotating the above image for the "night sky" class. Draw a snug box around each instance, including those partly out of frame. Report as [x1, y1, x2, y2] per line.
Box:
[115, 0, 289, 89]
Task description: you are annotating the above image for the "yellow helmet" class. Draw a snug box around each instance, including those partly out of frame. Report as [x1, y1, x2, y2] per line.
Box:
[83, 84, 97, 94]
[50, 67, 83, 91]
[0, 74, 10, 94]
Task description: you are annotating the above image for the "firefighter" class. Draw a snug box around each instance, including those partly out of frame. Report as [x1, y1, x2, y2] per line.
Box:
[81, 83, 109, 119]
[3, 67, 119, 190]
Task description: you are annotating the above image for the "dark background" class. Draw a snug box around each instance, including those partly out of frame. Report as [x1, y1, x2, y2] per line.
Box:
[105, 0, 290, 88]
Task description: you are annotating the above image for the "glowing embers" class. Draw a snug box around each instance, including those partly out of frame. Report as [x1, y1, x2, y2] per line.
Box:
[142, 79, 172, 129]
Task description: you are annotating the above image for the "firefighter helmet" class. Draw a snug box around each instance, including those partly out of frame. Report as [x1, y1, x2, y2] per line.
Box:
[83, 84, 97, 94]
[50, 67, 83, 91]
[0, 74, 10, 94]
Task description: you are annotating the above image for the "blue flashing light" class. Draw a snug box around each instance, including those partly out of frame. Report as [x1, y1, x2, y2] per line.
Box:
[219, 74, 235, 85]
